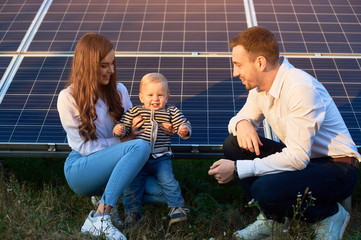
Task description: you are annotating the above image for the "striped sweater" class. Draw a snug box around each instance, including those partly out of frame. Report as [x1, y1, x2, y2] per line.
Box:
[115, 105, 191, 154]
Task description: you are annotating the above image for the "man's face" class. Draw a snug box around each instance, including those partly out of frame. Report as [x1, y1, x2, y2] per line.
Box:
[232, 45, 260, 91]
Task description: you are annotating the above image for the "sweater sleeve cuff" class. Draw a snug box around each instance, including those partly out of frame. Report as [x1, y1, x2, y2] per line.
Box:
[235, 160, 254, 179]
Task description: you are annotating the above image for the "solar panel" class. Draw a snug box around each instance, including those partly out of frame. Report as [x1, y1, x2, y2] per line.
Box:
[254, 0, 361, 54]
[28, 0, 247, 53]
[0, 57, 12, 80]
[1, 55, 360, 147]
[0, 0, 360, 157]
[0, 0, 43, 52]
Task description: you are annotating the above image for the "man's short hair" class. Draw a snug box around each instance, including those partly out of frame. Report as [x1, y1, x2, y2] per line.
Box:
[229, 26, 279, 66]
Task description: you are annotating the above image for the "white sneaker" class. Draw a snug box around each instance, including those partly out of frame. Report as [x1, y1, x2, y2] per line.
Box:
[91, 196, 124, 228]
[232, 213, 280, 240]
[81, 210, 127, 240]
[312, 203, 350, 240]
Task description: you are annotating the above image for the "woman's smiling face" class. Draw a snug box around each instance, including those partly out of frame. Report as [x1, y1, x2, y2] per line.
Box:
[98, 50, 115, 86]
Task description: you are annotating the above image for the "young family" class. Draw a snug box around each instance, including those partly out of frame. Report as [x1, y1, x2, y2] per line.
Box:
[57, 27, 360, 240]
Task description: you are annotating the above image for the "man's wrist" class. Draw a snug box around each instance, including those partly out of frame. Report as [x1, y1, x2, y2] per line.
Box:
[234, 160, 238, 179]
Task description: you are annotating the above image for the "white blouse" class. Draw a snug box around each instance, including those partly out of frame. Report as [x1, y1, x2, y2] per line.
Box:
[57, 82, 132, 156]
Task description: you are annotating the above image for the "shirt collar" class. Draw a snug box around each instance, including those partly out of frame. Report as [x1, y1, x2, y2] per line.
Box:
[266, 56, 293, 99]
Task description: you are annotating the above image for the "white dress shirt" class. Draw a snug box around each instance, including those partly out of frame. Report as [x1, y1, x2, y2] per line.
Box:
[229, 57, 361, 179]
[57, 82, 132, 156]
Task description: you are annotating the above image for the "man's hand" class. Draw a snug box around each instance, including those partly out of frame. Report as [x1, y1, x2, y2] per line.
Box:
[236, 120, 263, 155]
[208, 159, 235, 184]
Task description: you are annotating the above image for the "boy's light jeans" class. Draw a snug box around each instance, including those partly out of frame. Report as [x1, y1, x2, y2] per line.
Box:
[123, 153, 184, 213]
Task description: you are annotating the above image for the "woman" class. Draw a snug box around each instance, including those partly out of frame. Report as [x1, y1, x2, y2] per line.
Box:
[57, 32, 150, 240]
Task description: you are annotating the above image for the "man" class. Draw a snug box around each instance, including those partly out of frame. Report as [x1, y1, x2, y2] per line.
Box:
[208, 26, 360, 240]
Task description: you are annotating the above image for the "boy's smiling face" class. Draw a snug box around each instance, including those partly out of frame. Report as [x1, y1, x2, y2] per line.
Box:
[139, 81, 169, 110]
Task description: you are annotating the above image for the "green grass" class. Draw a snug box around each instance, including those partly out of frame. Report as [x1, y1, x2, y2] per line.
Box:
[0, 157, 360, 239]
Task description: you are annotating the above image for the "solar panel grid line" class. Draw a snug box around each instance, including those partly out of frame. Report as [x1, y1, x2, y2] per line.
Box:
[221, 0, 238, 116]
[0, 55, 23, 104]
[0, 1, 42, 52]
[158, 0, 169, 54]
[332, 58, 361, 131]
[331, 2, 361, 55]
[114, 0, 132, 53]
[0, 0, 52, 103]
[279, 0, 308, 54]
[35, 56, 71, 143]
[45, 2, 76, 52]
[8, 56, 48, 142]
[310, 0, 339, 54]
[254, 0, 361, 54]
[1, 0, 361, 153]
[17, 0, 53, 53]
[43, 1, 92, 53]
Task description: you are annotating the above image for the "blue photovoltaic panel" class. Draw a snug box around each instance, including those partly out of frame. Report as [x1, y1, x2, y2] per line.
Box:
[0, 56, 360, 146]
[0, 57, 12, 80]
[254, 0, 361, 54]
[28, 0, 247, 52]
[0, 0, 43, 52]
[0, 0, 360, 153]
[0, 56, 244, 145]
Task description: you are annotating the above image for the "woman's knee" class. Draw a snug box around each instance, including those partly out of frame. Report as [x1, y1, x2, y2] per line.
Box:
[132, 139, 151, 154]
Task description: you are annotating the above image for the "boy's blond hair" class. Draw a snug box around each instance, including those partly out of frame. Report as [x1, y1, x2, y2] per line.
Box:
[139, 73, 170, 94]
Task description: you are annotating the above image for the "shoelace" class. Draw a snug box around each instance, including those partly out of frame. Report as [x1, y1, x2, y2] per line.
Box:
[169, 207, 190, 216]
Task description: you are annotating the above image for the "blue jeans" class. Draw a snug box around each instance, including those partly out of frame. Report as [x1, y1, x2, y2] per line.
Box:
[64, 139, 150, 207]
[223, 134, 359, 223]
[123, 153, 184, 213]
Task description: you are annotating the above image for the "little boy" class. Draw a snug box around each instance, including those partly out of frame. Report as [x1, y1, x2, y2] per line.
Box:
[113, 72, 191, 228]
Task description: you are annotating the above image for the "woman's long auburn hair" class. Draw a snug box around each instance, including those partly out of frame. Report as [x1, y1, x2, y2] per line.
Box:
[68, 32, 124, 142]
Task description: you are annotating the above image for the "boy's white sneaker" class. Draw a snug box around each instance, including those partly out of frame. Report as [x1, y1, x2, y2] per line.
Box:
[81, 210, 127, 240]
[232, 213, 279, 240]
[312, 203, 350, 240]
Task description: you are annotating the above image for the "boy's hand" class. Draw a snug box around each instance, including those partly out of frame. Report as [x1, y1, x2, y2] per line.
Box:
[113, 124, 125, 136]
[178, 125, 189, 138]
[160, 122, 175, 136]
[132, 115, 144, 128]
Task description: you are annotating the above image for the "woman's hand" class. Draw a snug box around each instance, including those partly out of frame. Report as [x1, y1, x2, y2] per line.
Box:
[121, 115, 145, 141]
[160, 122, 175, 136]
